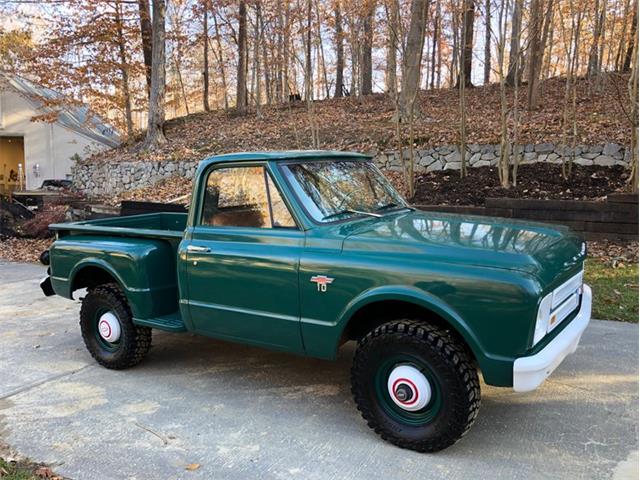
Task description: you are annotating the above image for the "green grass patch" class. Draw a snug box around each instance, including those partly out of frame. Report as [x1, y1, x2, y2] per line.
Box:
[0, 458, 37, 480]
[584, 259, 639, 322]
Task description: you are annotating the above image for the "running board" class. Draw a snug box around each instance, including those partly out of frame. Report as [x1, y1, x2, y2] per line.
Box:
[133, 312, 187, 332]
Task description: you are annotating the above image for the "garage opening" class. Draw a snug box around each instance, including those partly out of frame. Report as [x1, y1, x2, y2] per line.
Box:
[0, 136, 25, 193]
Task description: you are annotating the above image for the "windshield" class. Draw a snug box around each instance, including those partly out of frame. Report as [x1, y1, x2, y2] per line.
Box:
[281, 160, 408, 223]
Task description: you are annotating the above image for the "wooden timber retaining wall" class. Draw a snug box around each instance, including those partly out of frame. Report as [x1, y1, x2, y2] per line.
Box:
[416, 193, 638, 241]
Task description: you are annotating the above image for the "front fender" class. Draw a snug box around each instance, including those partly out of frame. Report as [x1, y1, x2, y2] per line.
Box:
[337, 284, 485, 356]
[301, 284, 514, 386]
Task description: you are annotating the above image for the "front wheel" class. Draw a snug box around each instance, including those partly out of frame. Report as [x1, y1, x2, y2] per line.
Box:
[351, 320, 480, 452]
[79, 283, 151, 369]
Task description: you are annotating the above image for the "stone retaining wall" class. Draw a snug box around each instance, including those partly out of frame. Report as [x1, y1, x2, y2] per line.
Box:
[73, 142, 631, 197]
[374, 142, 631, 172]
[72, 160, 199, 198]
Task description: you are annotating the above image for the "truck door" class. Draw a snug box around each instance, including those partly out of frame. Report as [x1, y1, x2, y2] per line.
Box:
[184, 163, 304, 353]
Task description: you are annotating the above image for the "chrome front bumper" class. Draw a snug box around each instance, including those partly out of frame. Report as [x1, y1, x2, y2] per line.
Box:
[513, 284, 592, 392]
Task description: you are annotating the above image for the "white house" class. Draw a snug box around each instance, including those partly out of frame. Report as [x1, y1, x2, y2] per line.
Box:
[0, 72, 120, 192]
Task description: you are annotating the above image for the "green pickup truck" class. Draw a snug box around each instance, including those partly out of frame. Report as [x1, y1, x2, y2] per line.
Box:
[41, 151, 591, 452]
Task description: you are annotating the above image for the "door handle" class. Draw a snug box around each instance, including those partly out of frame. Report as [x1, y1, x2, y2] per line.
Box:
[186, 245, 211, 253]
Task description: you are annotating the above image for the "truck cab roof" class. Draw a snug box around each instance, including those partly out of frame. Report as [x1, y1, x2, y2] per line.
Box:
[200, 150, 371, 167]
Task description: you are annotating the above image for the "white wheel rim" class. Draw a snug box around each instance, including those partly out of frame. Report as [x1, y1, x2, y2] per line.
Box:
[98, 312, 121, 343]
[387, 365, 431, 411]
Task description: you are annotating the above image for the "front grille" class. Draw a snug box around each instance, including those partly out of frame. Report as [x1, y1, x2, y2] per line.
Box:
[548, 270, 584, 332]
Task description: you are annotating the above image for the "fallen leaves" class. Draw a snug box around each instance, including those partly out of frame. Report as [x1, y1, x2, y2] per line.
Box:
[185, 463, 201, 471]
[81, 74, 632, 170]
[0, 237, 52, 263]
[587, 240, 639, 267]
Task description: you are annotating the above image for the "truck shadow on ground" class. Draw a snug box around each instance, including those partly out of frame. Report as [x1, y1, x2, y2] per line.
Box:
[130, 330, 636, 459]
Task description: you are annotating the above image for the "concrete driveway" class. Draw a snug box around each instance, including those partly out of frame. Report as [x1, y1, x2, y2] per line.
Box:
[0, 261, 637, 480]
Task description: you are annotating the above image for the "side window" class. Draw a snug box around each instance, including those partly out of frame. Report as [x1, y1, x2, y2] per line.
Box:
[201, 166, 296, 228]
[266, 175, 296, 228]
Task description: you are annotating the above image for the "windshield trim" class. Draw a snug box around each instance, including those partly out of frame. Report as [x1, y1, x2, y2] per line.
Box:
[277, 158, 408, 227]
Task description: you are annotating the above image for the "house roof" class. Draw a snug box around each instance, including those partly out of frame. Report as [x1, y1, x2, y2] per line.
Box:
[0, 72, 121, 148]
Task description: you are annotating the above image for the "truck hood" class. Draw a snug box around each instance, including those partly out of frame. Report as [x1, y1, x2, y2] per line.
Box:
[341, 210, 586, 285]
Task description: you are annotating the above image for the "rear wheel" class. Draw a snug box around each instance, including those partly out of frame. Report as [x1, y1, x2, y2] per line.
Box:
[351, 320, 480, 452]
[79, 283, 151, 369]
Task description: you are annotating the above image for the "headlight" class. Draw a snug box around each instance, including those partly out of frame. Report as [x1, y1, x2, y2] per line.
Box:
[533, 292, 553, 346]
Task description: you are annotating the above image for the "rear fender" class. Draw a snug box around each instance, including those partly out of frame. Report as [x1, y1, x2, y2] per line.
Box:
[50, 236, 179, 320]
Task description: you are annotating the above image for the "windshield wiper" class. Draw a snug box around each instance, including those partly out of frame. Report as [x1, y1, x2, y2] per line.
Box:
[322, 208, 383, 221]
[375, 202, 415, 212]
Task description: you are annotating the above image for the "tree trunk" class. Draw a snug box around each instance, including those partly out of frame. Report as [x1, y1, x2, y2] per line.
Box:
[212, 12, 228, 110]
[456, 0, 474, 88]
[261, 11, 272, 105]
[526, 0, 543, 109]
[334, 0, 344, 97]
[483, 0, 491, 84]
[430, 0, 440, 89]
[629, 24, 639, 192]
[459, 1, 468, 178]
[283, 3, 290, 99]
[615, 0, 631, 71]
[315, 0, 330, 98]
[623, 1, 638, 72]
[138, 0, 153, 97]
[212, 12, 229, 111]
[587, 0, 606, 75]
[506, 0, 522, 86]
[305, 0, 313, 101]
[142, 0, 167, 150]
[115, 2, 133, 138]
[202, 0, 210, 112]
[361, 0, 375, 95]
[254, 1, 262, 117]
[398, 0, 430, 121]
[237, 0, 248, 114]
[386, 0, 399, 95]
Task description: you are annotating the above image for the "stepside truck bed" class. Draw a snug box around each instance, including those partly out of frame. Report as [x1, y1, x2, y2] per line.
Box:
[47, 212, 188, 332]
[49, 212, 188, 240]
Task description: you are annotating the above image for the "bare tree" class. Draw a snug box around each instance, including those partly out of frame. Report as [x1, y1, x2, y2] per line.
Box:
[253, 1, 263, 117]
[561, 0, 584, 180]
[398, 0, 430, 121]
[361, 0, 375, 95]
[138, 0, 153, 97]
[315, 0, 330, 98]
[615, 0, 632, 71]
[456, 0, 474, 88]
[628, 25, 639, 191]
[587, 0, 607, 76]
[304, 0, 313, 101]
[430, 0, 441, 88]
[385, 0, 399, 95]
[142, 0, 167, 150]
[506, 0, 522, 86]
[484, 0, 491, 84]
[458, 0, 468, 178]
[237, 0, 248, 114]
[623, 1, 638, 71]
[497, 0, 514, 187]
[334, 0, 344, 97]
[202, 0, 210, 112]
[211, 11, 228, 110]
[114, 1, 133, 137]
[526, 0, 543, 109]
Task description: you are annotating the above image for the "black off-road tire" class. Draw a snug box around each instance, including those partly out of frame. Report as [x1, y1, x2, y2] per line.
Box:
[351, 320, 480, 452]
[79, 283, 151, 369]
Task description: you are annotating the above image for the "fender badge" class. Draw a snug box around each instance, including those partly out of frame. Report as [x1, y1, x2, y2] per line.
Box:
[310, 275, 334, 292]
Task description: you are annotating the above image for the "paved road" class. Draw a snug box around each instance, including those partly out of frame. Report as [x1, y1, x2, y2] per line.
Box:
[0, 261, 637, 480]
